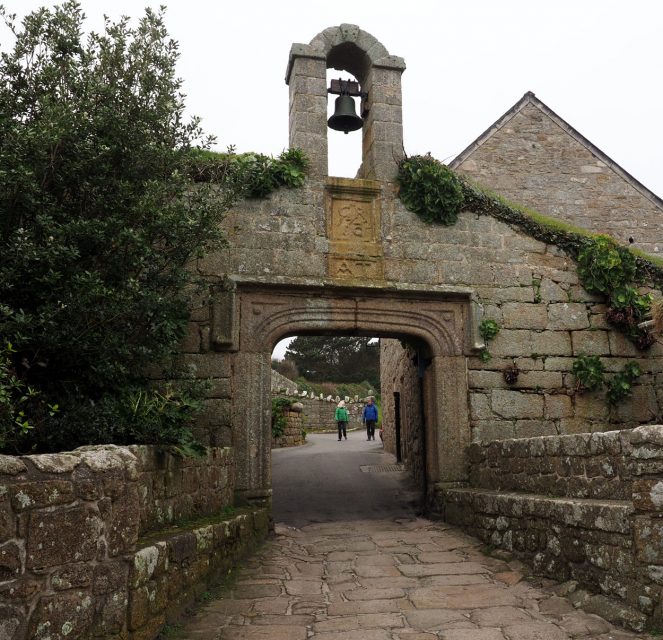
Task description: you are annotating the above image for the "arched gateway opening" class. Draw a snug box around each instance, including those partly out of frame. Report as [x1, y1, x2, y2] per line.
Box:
[224, 282, 473, 510]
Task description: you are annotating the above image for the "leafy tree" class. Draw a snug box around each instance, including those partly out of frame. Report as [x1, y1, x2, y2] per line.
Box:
[285, 336, 380, 389]
[0, 2, 245, 452]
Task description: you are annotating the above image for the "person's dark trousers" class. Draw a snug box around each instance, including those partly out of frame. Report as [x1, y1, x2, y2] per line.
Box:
[366, 420, 376, 440]
[337, 421, 347, 440]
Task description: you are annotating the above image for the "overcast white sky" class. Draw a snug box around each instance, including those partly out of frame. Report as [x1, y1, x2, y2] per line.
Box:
[4, 0, 663, 359]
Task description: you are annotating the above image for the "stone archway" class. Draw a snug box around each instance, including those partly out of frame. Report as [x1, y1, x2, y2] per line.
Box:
[226, 280, 473, 508]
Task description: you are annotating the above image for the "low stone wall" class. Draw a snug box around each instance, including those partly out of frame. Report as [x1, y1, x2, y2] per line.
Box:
[436, 425, 663, 631]
[467, 429, 633, 500]
[272, 408, 306, 448]
[0, 444, 268, 640]
[299, 397, 364, 431]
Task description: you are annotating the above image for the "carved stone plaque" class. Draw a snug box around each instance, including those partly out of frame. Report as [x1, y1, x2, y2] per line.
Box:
[326, 177, 383, 281]
[328, 254, 383, 280]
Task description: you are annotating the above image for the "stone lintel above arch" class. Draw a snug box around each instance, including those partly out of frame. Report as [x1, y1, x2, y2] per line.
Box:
[233, 281, 472, 358]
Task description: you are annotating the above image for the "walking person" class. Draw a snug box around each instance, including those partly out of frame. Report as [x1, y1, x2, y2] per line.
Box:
[362, 396, 378, 441]
[335, 400, 349, 441]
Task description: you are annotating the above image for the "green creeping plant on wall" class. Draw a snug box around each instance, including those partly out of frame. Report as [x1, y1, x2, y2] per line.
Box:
[397, 154, 658, 351]
[397, 154, 465, 226]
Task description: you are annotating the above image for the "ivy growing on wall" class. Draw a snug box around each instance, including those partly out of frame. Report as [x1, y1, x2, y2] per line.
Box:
[397, 154, 660, 350]
[271, 397, 292, 439]
[397, 154, 464, 225]
[478, 319, 500, 363]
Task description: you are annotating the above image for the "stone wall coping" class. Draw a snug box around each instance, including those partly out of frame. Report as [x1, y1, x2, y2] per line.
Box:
[473, 425, 663, 451]
[444, 487, 634, 532]
[228, 273, 475, 300]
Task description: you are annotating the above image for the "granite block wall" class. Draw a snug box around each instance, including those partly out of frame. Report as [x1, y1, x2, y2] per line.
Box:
[0, 445, 267, 640]
[438, 424, 663, 632]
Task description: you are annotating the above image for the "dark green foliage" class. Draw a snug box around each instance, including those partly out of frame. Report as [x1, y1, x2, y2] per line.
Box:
[572, 355, 606, 392]
[606, 361, 641, 406]
[478, 319, 500, 362]
[271, 357, 299, 381]
[285, 336, 380, 390]
[576, 237, 654, 348]
[397, 154, 464, 225]
[0, 2, 248, 453]
[0, 341, 59, 452]
[479, 319, 500, 341]
[271, 397, 292, 439]
[577, 236, 639, 294]
[187, 147, 308, 197]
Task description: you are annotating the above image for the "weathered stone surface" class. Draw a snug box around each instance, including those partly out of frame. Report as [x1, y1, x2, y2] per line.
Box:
[0, 604, 24, 640]
[10, 480, 75, 511]
[409, 584, 518, 609]
[502, 622, 570, 639]
[502, 303, 548, 329]
[491, 390, 543, 419]
[51, 564, 93, 591]
[547, 303, 589, 330]
[93, 560, 128, 595]
[29, 592, 94, 639]
[630, 424, 663, 446]
[634, 517, 663, 564]
[26, 506, 102, 568]
[0, 455, 27, 475]
[0, 541, 22, 581]
[633, 479, 663, 512]
[28, 453, 80, 474]
[571, 330, 610, 356]
[544, 394, 573, 419]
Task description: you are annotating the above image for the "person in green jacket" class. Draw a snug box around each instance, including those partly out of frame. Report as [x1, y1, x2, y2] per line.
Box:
[335, 400, 349, 441]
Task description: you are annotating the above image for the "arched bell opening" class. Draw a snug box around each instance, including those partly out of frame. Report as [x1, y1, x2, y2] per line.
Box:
[286, 24, 406, 181]
[325, 68, 364, 179]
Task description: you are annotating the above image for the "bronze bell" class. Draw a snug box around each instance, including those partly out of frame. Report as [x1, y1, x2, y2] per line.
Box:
[328, 95, 363, 134]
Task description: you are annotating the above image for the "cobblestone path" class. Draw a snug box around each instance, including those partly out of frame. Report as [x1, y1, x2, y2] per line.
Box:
[175, 517, 650, 640]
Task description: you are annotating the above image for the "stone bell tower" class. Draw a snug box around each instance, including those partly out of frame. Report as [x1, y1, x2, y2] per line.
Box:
[285, 24, 406, 181]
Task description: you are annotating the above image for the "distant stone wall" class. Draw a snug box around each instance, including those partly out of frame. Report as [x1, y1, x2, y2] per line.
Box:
[436, 425, 663, 632]
[271, 369, 299, 395]
[297, 396, 364, 431]
[272, 408, 306, 448]
[0, 444, 269, 640]
[271, 371, 366, 432]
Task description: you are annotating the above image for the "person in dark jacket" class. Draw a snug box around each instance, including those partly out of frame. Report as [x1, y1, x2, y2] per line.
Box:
[362, 397, 378, 441]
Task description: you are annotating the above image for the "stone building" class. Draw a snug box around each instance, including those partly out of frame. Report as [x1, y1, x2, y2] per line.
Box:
[179, 24, 663, 627]
[451, 91, 663, 254]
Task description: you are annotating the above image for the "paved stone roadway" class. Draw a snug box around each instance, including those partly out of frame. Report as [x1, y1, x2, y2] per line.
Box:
[176, 516, 651, 640]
